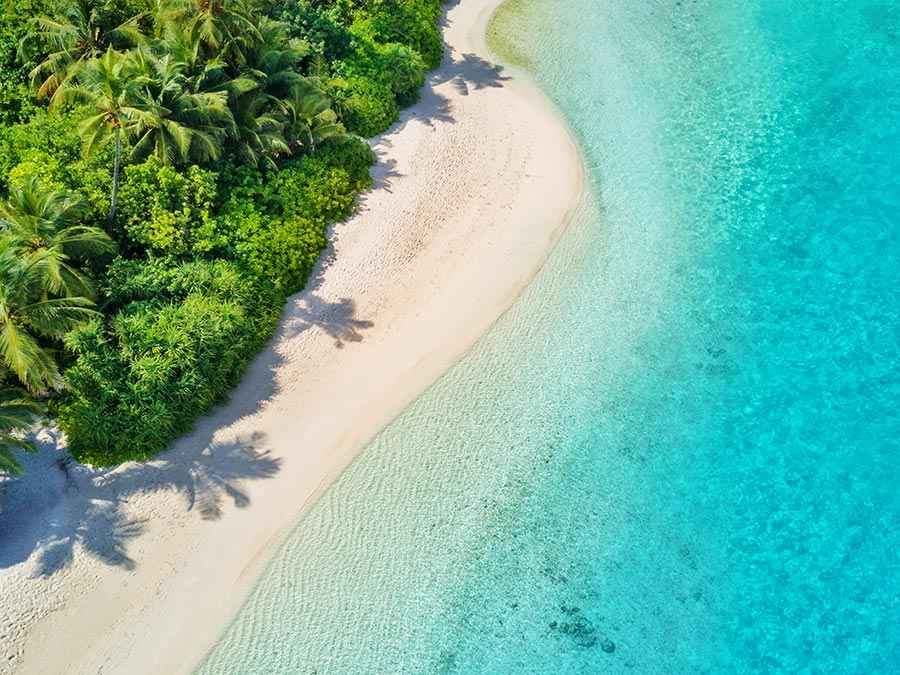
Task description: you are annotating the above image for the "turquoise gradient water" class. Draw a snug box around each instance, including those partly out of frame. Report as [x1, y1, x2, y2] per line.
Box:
[197, 0, 900, 672]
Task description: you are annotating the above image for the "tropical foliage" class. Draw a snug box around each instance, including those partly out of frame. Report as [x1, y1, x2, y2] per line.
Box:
[0, 387, 42, 474]
[0, 0, 443, 472]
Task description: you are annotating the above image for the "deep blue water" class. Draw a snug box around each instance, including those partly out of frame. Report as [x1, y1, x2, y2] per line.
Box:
[198, 1, 900, 672]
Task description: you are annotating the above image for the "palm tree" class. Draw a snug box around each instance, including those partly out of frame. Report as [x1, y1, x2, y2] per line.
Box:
[230, 90, 289, 169]
[222, 18, 309, 167]
[157, 23, 229, 94]
[0, 240, 99, 394]
[158, 0, 260, 64]
[283, 82, 345, 153]
[0, 387, 42, 475]
[127, 49, 234, 165]
[28, 0, 144, 103]
[56, 47, 143, 223]
[240, 17, 307, 100]
[0, 176, 115, 298]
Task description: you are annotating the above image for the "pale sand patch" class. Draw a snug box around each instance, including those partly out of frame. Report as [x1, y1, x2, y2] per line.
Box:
[0, 0, 584, 672]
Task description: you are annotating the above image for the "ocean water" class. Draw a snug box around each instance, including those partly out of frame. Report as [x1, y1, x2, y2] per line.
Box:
[197, 0, 900, 673]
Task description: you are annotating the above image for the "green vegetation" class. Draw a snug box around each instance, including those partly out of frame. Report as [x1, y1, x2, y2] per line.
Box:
[0, 0, 444, 471]
[0, 387, 42, 474]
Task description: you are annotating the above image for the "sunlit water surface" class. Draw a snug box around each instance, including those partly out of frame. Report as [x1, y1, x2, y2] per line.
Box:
[198, 0, 900, 672]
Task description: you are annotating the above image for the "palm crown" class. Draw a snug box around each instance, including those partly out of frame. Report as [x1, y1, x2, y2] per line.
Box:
[0, 388, 42, 475]
[0, 238, 99, 394]
[0, 175, 115, 298]
[28, 0, 144, 104]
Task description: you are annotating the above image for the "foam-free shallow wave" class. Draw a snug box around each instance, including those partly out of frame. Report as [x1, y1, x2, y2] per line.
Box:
[198, 0, 900, 672]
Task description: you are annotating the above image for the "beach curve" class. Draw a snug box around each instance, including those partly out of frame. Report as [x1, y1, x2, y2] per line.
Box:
[1, 1, 584, 672]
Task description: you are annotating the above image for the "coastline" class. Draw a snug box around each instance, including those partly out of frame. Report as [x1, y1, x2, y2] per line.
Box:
[1, 1, 585, 673]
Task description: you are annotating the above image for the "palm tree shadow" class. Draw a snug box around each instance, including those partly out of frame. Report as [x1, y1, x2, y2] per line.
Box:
[283, 294, 374, 349]
[35, 497, 145, 576]
[399, 85, 456, 129]
[0, 429, 280, 577]
[435, 0, 511, 97]
[379, 3, 510, 136]
[369, 139, 403, 194]
[385, 50, 509, 133]
[443, 52, 511, 96]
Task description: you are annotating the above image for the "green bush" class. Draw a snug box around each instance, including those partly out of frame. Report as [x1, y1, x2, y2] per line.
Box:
[335, 40, 427, 108]
[215, 162, 271, 210]
[212, 145, 372, 292]
[316, 135, 376, 187]
[229, 208, 326, 293]
[0, 110, 83, 190]
[0, 0, 50, 126]
[0, 109, 113, 221]
[272, 156, 357, 222]
[278, 0, 354, 63]
[353, 0, 444, 69]
[116, 158, 220, 256]
[326, 75, 398, 137]
[0, 38, 36, 128]
[214, 136, 373, 214]
[377, 43, 428, 107]
[58, 258, 281, 464]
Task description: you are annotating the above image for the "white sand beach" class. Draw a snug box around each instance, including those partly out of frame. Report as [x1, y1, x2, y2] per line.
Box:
[0, 1, 583, 672]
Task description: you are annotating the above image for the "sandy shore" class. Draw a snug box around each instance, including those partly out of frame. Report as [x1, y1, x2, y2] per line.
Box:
[0, 1, 583, 672]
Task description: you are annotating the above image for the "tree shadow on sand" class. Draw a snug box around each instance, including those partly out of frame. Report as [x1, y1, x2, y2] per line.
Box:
[442, 51, 511, 96]
[0, 429, 280, 577]
[391, 50, 510, 131]
[283, 294, 374, 349]
[370, 139, 403, 193]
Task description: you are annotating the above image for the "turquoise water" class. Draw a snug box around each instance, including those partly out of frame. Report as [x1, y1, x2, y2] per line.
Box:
[198, 0, 900, 673]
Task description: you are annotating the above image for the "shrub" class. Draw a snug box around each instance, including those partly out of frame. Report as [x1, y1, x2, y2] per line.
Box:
[0, 0, 50, 126]
[6, 152, 68, 193]
[272, 155, 357, 222]
[216, 161, 271, 210]
[334, 40, 427, 108]
[116, 158, 219, 256]
[212, 146, 371, 292]
[58, 259, 281, 464]
[0, 38, 36, 128]
[353, 0, 444, 69]
[278, 0, 354, 63]
[0, 110, 83, 190]
[326, 75, 397, 137]
[231, 209, 326, 294]
[0, 109, 113, 222]
[377, 43, 427, 107]
[316, 135, 375, 188]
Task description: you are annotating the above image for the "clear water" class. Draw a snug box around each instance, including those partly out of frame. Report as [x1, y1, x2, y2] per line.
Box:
[197, 0, 900, 672]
